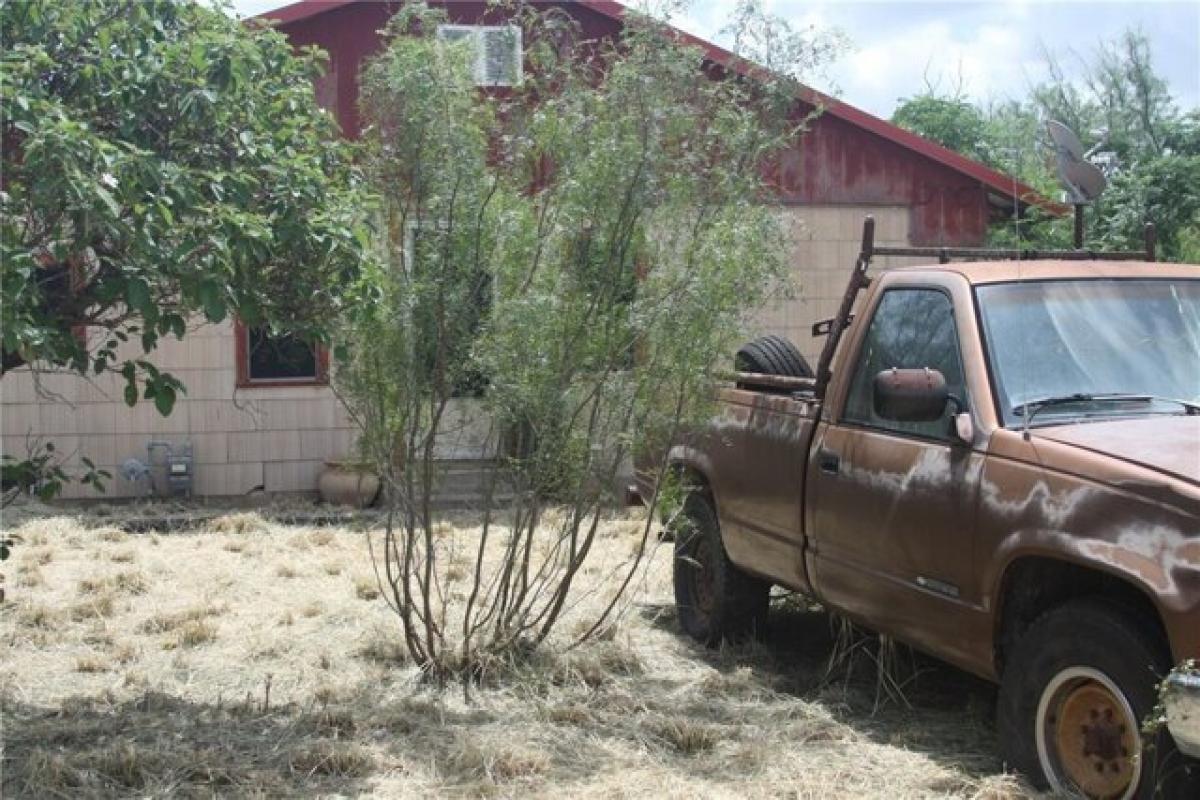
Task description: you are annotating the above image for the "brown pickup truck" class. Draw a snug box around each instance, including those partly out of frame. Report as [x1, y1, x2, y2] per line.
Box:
[648, 219, 1199, 799]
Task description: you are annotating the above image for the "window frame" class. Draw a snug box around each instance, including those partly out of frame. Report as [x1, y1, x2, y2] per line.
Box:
[436, 23, 523, 87]
[235, 320, 329, 389]
[837, 285, 970, 443]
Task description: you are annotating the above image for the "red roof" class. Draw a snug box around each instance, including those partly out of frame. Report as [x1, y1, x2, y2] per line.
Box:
[257, 0, 1058, 212]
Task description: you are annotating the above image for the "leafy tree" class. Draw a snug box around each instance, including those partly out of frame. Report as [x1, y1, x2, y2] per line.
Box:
[337, 0, 829, 684]
[891, 92, 991, 164]
[1035, 31, 1200, 260]
[0, 0, 368, 413]
[891, 28, 1197, 260]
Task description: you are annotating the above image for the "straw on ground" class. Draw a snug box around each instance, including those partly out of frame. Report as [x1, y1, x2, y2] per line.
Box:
[1, 507, 1030, 798]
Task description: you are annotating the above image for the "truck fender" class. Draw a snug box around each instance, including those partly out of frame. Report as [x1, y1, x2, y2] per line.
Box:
[985, 529, 1193, 673]
[665, 444, 718, 499]
[986, 528, 1187, 618]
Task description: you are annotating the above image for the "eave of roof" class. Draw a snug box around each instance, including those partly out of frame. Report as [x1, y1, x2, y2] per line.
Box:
[257, 0, 1062, 214]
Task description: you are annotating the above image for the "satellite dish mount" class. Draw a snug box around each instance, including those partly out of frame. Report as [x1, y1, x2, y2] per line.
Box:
[1046, 120, 1107, 249]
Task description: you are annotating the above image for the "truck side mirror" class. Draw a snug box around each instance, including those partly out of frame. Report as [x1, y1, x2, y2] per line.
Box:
[873, 368, 949, 422]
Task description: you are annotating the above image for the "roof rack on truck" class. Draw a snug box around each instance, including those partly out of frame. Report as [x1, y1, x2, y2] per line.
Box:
[808, 216, 1158, 399]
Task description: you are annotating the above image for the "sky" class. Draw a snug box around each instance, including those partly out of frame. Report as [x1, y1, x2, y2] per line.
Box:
[229, 0, 1199, 119]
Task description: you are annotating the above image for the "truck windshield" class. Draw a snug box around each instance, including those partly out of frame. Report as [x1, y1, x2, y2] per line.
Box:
[976, 278, 1200, 428]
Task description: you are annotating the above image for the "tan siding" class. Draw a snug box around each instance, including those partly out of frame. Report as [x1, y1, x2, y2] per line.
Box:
[5, 204, 912, 500]
[228, 431, 303, 463]
[746, 204, 911, 365]
[264, 460, 323, 494]
[2, 404, 39, 438]
[0, 316, 358, 498]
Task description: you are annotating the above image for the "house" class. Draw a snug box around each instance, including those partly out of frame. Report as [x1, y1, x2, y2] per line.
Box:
[0, 0, 1048, 500]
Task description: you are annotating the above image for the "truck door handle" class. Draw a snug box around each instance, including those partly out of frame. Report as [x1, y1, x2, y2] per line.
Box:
[818, 449, 840, 474]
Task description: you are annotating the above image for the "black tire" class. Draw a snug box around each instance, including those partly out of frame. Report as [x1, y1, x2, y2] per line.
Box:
[997, 598, 1198, 799]
[735, 335, 813, 378]
[672, 492, 769, 646]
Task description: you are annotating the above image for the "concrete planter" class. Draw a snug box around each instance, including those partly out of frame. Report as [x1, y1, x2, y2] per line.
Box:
[317, 461, 381, 508]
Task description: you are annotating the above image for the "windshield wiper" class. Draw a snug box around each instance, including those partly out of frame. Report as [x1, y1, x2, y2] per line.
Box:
[1013, 393, 1200, 438]
[1151, 396, 1200, 415]
[1014, 393, 1151, 438]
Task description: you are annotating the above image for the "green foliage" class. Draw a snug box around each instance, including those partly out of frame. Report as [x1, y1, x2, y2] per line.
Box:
[890, 28, 1198, 261]
[0, 0, 369, 409]
[1091, 155, 1200, 257]
[891, 93, 991, 163]
[1, 439, 111, 508]
[337, 0, 826, 677]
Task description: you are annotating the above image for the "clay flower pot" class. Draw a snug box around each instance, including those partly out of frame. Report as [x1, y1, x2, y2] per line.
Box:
[317, 461, 381, 508]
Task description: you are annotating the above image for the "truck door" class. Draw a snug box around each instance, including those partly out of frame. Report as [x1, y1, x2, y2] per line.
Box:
[806, 286, 985, 666]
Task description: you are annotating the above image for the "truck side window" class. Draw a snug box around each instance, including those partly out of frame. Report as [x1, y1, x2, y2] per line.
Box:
[842, 289, 967, 440]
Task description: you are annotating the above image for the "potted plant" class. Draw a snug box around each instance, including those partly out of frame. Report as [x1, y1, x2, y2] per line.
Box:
[317, 460, 381, 508]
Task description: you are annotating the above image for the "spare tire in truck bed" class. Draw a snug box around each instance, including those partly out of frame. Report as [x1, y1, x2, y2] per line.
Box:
[735, 335, 814, 378]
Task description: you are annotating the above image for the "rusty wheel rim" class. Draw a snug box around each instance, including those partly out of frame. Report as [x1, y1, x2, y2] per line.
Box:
[1036, 666, 1141, 800]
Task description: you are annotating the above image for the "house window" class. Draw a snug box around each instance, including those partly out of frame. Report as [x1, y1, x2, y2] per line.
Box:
[235, 321, 329, 387]
[436, 24, 522, 86]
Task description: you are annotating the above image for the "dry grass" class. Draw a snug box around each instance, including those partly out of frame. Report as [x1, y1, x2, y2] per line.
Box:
[137, 604, 222, 635]
[74, 653, 111, 673]
[108, 548, 137, 563]
[1, 505, 1032, 799]
[173, 619, 218, 648]
[210, 511, 269, 535]
[79, 570, 149, 596]
[353, 575, 380, 600]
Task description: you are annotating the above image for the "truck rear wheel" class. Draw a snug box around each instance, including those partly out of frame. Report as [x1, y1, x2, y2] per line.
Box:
[672, 492, 769, 646]
[734, 335, 813, 378]
[997, 599, 1196, 799]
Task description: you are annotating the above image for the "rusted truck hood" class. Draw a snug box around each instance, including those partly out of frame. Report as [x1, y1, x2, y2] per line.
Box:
[1035, 416, 1200, 487]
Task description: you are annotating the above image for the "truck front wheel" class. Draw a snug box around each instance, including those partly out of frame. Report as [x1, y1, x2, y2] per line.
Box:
[672, 492, 769, 646]
[997, 599, 1195, 799]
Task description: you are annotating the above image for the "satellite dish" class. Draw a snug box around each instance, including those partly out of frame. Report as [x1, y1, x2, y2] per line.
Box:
[1046, 120, 1106, 204]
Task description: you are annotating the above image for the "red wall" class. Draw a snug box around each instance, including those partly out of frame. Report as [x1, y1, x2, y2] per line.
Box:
[277, 1, 988, 246]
